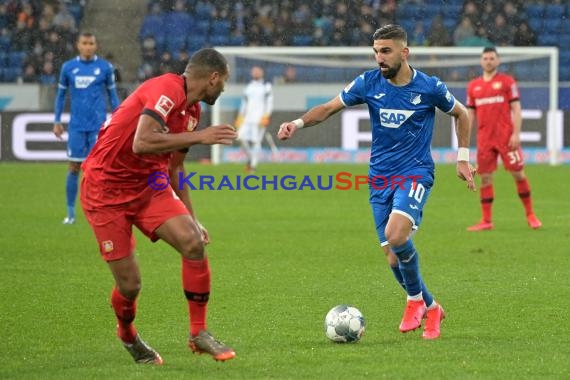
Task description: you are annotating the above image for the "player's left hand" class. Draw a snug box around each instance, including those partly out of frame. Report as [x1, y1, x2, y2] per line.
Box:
[508, 133, 520, 150]
[196, 220, 210, 245]
[456, 161, 477, 191]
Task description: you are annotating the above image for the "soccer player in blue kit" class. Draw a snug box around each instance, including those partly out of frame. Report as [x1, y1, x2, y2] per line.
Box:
[53, 32, 120, 224]
[278, 24, 476, 339]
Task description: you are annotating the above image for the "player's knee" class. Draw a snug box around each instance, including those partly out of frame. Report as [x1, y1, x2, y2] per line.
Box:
[179, 233, 205, 260]
[69, 162, 81, 174]
[116, 277, 141, 300]
[385, 230, 407, 248]
[480, 174, 493, 187]
[511, 170, 525, 181]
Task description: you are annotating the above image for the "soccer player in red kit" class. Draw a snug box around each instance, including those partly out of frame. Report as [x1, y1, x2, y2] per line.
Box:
[80, 48, 238, 364]
[466, 47, 542, 231]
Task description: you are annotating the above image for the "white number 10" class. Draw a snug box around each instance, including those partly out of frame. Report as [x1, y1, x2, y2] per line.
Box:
[408, 182, 426, 203]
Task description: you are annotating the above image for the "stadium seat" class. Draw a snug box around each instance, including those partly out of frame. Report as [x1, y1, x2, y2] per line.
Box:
[537, 33, 559, 47]
[186, 35, 207, 53]
[8, 51, 26, 67]
[139, 13, 164, 40]
[228, 34, 245, 46]
[559, 36, 570, 52]
[2, 67, 22, 82]
[292, 35, 313, 46]
[528, 18, 542, 34]
[542, 18, 562, 33]
[166, 36, 186, 54]
[164, 11, 193, 37]
[0, 35, 11, 52]
[210, 20, 231, 36]
[442, 4, 462, 18]
[209, 34, 228, 47]
[544, 4, 565, 19]
[193, 20, 210, 35]
[396, 4, 420, 19]
[399, 19, 415, 34]
[194, 2, 213, 21]
[562, 20, 570, 34]
[67, 3, 84, 25]
[442, 17, 456, 31]
[526, 4, 545, 19]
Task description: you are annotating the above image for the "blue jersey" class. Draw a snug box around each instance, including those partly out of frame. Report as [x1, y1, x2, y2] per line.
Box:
[340, 68, 456, 180]
[54, 55, 120, 132]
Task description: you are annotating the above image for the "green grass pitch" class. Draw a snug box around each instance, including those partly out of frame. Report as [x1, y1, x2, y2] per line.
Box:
[1, 162, 569, 379]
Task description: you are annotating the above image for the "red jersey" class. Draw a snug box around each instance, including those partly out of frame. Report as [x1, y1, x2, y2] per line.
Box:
[466, 72, 519, 143]
[82, 73, 200, 203]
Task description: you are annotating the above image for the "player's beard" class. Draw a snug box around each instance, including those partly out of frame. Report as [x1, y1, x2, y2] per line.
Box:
[203, 92, 220, 105]
[380, 62, 401, 79]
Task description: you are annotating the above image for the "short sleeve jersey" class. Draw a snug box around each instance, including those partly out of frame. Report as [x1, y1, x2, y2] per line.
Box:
[82, 73, 200, 202]
[466, 72, 519, 143]
[55, 55, 119, 131]
[340, 68, 456, 180]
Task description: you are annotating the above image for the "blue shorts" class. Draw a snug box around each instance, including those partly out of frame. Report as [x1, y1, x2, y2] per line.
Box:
[370, 172, 433, 247]
[67, 130, 98, 162]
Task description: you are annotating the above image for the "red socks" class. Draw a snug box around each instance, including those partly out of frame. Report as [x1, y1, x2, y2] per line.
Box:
[516, 178, 534, 215]
[480, 184, 494, 223]
[111, 287, 137, 343]
[182, 257, 211, 336]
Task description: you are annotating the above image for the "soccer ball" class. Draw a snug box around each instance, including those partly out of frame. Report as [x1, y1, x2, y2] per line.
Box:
[324, 305, 366, 343]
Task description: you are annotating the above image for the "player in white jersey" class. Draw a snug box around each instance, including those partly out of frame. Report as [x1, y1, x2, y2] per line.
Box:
[278, 24, 476, 340]
[235, 66, 274, 173]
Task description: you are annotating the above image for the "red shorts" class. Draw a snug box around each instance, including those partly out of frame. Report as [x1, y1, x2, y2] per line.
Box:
[476, 143, 524, 174]
[80, 178, 189, 261]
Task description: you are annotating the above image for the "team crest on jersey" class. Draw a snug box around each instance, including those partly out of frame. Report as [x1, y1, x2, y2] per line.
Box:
[187, 116, 198, 131]
[102, 240, 114, 253]
[379, 109, 415, 128]
[410, 93, 422, 105]
[155, 95, 175, 117]
[94, 68, 101, 75]
[492, 82, 502, 90]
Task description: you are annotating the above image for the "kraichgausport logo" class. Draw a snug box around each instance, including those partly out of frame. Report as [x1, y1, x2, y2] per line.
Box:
[147, 172, 421, 191]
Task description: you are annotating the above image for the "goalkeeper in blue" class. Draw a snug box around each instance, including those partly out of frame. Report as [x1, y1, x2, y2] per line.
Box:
[53, 32, 120, 224]
[278, 24, 476, 339]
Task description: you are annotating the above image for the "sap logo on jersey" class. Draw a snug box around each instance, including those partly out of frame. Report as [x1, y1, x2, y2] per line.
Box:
[75, 76, 96, 88]
[379, 109, 414, 128]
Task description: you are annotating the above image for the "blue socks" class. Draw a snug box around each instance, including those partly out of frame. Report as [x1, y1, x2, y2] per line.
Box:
[391, 240, 434, 307]
[390, 265, 406, 290]
[66, 171, 79, 218]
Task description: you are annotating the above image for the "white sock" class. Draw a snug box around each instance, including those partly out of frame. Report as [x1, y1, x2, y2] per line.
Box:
[407, 292, 423, 302]
[427, 301, 438, 310]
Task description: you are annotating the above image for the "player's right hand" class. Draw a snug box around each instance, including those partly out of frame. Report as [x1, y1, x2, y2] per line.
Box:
[53, 123, 64, 140]
[198, 124, 237, 145]
[277, 122, 297, 140]
[456, 161, 477, 191]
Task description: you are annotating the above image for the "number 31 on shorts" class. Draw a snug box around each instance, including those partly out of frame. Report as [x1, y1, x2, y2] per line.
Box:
[507, 150, 522, 165]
